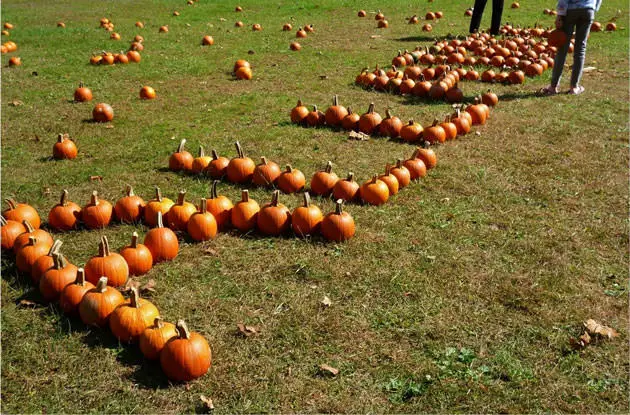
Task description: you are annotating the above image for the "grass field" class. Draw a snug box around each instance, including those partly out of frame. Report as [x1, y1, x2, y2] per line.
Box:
[1, 0, 628, 412]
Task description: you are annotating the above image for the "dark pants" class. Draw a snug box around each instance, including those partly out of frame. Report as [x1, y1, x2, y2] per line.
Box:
[550, 8, 594, 88]
[469, 0, 504, 35]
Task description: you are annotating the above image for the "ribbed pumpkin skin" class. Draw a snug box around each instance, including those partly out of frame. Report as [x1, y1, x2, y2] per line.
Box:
[120, 233, 153, 276]
[84, 237, 129, 287]
[13, 222, 53, 253]
[165, 192, 196, 232]
[144, 189, 174, 228]
[187, 201, 218, 242]
[109, 291, 160, 343]
[160, 323, 212, 382]
[291, 193, 323, 237]
[277, 167, 305, 194]
[332, 176, 360, 202]
[3, 200, 41, 229]
[1, 218, 25, 250]
[48, 190, 81, 231]
[360, 178, 390, 206]
[59, 270, 95, 315]
[206, 152, 230, 179]
[256, 192, 290, 236]
[403, 157, 427, 180]
[227, 142, 255, 184]
[321, 203, 355, 242]
[82, 193, 113, 229]
[39, 260, 78, 302]
[79, 279, 125, 327]
[252, 157, 281, 187]
[140, 319, 178, 360]
[169, 139, 193, 172]
[415, 148, 438, 170]
[207, 182, 233, 230]
[310, 162, 338, 197]
[16, 239, 52, 275]
[391, 162, 411, 188]
[231, 191, 260, 232]
[379, 172, 400, 196]
[144, 226, 179, 263]
[114, 187, 145, 223]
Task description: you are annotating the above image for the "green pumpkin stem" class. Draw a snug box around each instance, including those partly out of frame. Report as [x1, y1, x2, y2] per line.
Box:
[176, 319, 191, 339]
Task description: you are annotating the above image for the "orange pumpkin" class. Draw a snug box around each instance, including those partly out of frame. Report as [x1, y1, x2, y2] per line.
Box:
[291, 192, 323, 237]
[378, 165, 400, 196]
[306, 105, 325, 127]
[423, 119, 447, 143]
[291, 99, 309, 124]
[114, 185, 145, 223]
[192, 146, 212, 174]
[82, 191, 113, 229]
[400, 119, 423, 142]
[120, 232, 153, 276]
[187, 198, 218, 241]
[415, 145, 438, 170]
[378, 109, 403, 138]
[39, 253, 78, 302]
[13, 220, 53, 253]
[160, 320, 212, 382]
[310, 161, 339, 197]
[139, 86, 156, 100]
[321, 200, 355, 242]
[92, 103, 114, 122]
[84, 235, 129, 287]
[166, 190, 197, 232]
[226, 141, 255, 184]
[257, 191, 291, 236]
[403, 150, 427, 180]
[16, 236, 52, 275]
[52, 133, 78, 160]
[440, 117, 458, 141]
[144, 212, 179, 263]
[358, 103, 382, 135]
[205, 149, 230, 179]
[31, 239, 63, 285]
[360, 175, 390, 206]
[1, 215, 25, 250]
[109, 287, 160, 342]
[324, 95, 349, 127]
[451, 109, 472, 136]
[341, 107, 360, 131]
[231, 190, 260, 232]
[73, 82, 93, 102]
[391, 159, 411, 188]
[3, 198, 40, 229]
[139, 317, 178, 360]
[59, 268, 95, 315]
[332, 172, 360, 202]
[252, 157, 281, 187]
[169, 139, 194, 172]
[235, 66, 252, 80]
[206, 180, 233, 230]
[277, 165, 306, 194]
[79, 277, 125, 327]
[144, 187, 174, 227]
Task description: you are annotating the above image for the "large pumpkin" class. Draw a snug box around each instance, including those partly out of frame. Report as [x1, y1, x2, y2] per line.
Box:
[84, 235, 129, 287]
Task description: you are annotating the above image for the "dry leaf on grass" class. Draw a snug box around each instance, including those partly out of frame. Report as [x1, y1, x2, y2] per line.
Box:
[584, 319, 619, 339]
[237, 323, 258, 337]
[348, 130, 370, 141]
[319, 364, 339, 376]
[140, 279, 156, 294]
[121, 279, 140, 293]
[203, 247, 218, 256]
[89, 175, 103, 182]
[199, 395, 214, 413]
[569, 331, 591, 350]
[321, 296, 332, 307]
[17, 299, 40, 308]
[9, 100, 24, 107]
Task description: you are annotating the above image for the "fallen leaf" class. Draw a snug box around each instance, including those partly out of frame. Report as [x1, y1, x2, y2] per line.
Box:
[370, 35, 381, 39]
[219, 18, 226, 22]
[570, 331, 591, 350]
[121, 279, 140, 293]
[582, 66, 597, 72]
[584, 319, 619, 339]
[89, 175, 103, 182]
[321, 296, 332, 307]
[140, 279, 156, 294]
[348, 130, 370, 141]
[17, 299, 39, 308]
[319, 364, 339, 376]
[203, 247, 218, 256]
[9, 100, 23, 106]
[237, 323, 258, 337]
[105, 124, 114, 129]
[199, 395, 214, 413]
[319, 75, 328, 80]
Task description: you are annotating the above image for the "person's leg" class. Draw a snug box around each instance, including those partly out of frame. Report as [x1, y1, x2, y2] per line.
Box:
[549, 10, 577, 88]
[569, 8, 594, 91]
[490, 0, 504, 35]
[469, 0, 489, 33]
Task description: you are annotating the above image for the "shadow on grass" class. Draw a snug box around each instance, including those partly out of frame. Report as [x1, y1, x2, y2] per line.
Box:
[496, 90, 549, 102]
[394, 34, 459, 43]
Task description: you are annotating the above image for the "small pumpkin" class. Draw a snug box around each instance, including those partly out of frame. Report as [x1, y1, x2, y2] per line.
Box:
[290, 99, 309, 124]
[109, 287, 160, 342]
[375, 10, 385, 20]
[39, 253, 78, 302]
[296, 27, 307, 38]
[59, 268, 95, 315]
[47, 189, 80, 231]
[139, 317, 178, 360]
[332, 172, 360, 202]
[189, 146, 212, 175]
[202, 35, 214, 46]
[114, 185, 145, 223]
[310, 161, 339, 197]
[85, 235, 129, 287]
[160, 320, 212, 382]
[379, 109, 403, 138]
[391, 159, 411, 188]
[139, 85, 156, 100]
[481, 90, 498, 107]
[169, 139, 194, 172]
[144, 212, 179, 263]
[73, 82, 93, 102]
[187, 198, 218, 241]
[205, 149, 230, 179]
[321, 200, 355, 242]
[282, 23, 293, 31]
[226, 141, 255, 184]
[13, 220, 53, 253]
[144, 187, 174, 227]
[92, 103, 114, 122]
[306, 105, 325, 127]
[451, 109, 471, 136]
[252, 157, 281, 187]
[127, 50, 141, 62]
[231, 190, 260, 232]
[358, 103, 382, 135]
[290, 41, 301, 51]
[291, 192, 323, 237]
[79, 276, 125, 327]
[440, 117, 458, 141]
[52, 133, 78, 160]
[400, 119, 423, 143]
[465, 98, 488, 125]
[235, 66, 253, 80]
[341, 107, 360, 131]
[257, 190, 291, 236]
[324, 95, 348, 127]
[358, 10, 367, 17]
[415, 144, 438, 170]
[3, 198, 40, 229]
[207, 181, 233, 230]
[277, 165, 306, 194]
[16, 236, 53, 275]
[120, 232, 153, 276]
[166, 190, 197, 232]
[423, 119, 447, 143]
[360, 175, 390, 206]
[403, 150, 427, 180]
[82, 191, 112, 229]
[31, 239, 63, 285]
[1, 215, 25, 250]
[379, 165, 400, 196]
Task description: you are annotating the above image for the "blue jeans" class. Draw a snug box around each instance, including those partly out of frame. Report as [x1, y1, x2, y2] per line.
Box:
[550, 8, 594, 88]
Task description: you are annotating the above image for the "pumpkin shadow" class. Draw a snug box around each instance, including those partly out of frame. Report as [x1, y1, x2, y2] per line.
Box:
[394, 34, 455, 43]
[126, 357, 172, 389]
[495, 91, 547, 101]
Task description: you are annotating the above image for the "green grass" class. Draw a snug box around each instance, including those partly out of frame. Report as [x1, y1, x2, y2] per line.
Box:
[2, 0, 628, 412]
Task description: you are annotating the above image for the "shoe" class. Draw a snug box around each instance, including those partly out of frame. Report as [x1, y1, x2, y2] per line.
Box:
[539, 85, 559, 96]
[568, 85, 585, 95]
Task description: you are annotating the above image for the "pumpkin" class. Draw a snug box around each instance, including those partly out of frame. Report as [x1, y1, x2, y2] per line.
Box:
[332, 172, 360, 202]
[114, 185, 145, 223]
[277, 165, 306, 194]
[291, 99, 309, 124]
[52, 133, 78, 160]
[73, 82, 93, 102]
[481, 90, 498, 107]
[399, 76, 415, 95]
[465, 98, 488, 125]
[440, 117, 458, 141]
[47, 190, 80, 231]
[187, 198, 218, 241]
[31, 239, 63, 285]
[127, 50, 141, 63]
[252, 23, 263, 31]
[422, 23, 432, 32]
[341, 107, 360, 131]
[306, 105, 325, 127]
[445, 83, 464, 103]
[398, 119, 423, 143]
[435, 11, 444, 18]
[428, 79, 448, 100]
[82, 191, 112, 229]
[59, 268, 95, 315]
[235, 66, 253, 80]
[426, 12, 436, 20]
[140, 317, 178, 360]
[1, 215, 25, 250]
[508, 69, 525, 84]
[379, 165, 400, 196]
[79, 277, 125, 327]
[375, 10, 385, 20]
[404, 150, 427, 180]
[92, 103, 114, 122]
[109, 287, 160, 342]
[253, 157, 281, 187]
[205, 149, 230, 178]
[377, 20, 389, 29]
[8, 56, 21, 66]
[166, 190, 196, 232]
[144, 212, 179, 262]
[85, 235, 129, 287]
[227, 141, 255, 184]
[358, 103, 382, 135]
[391, 159, 411, 188]
[360, 175, 390, 206]
[39, 253, 77, 302]
[321, 200, 355, 242]
[525, 62, 543, 77]
[160, 320, 212, 382]
[358, 10, 367, 17]
[235, 21, 244, 27]
[206, 181, 233, 230]
[3, 198, 40, 229]
[282, 23, 293, 31]
[412, 77, 432, 97]
[324, 95, 348, 127]
[291, 192, 323, 237]
[423, 119, 446, 143]
[606, 22, 616, 31]
[591, 22, 602, 32]
[110, 32, 121, 40]
[310, 161, 339, 197]
[13, 220, 53, 253]
[191, 146, 212, 175]
[202, 35, 214, 46]
[511, 2, 520, 8]
[290, 41, 301, 51]
[120, 232, 153, 276]
[140, 86, 156, 100]
[159, 25, 168, 33]
[392, 52, 407, 67]
[169, 139, 194, 172]
[136, 21, 144, 28]
[144, 187, 174, 227]
[378, 109, 403, 138]
[415, 144, 438, 170]
[16, 236, 52, 275]
[231, 190, 260, 232]
[451, 109, 471, 136]
[257, 191, 291, 236]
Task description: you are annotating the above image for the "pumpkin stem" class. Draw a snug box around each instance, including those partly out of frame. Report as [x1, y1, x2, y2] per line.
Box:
[211, 149, 219, 160]
[371, 174, 379, 183]
[334, 199, 344, 215]
[125, 185, 134, 197]
[385, 109, 393, 119]
[270, 190, 279, 207]
[367, 103, 375, 114]
[79, 81, 84, 88]
[130, 286, 140, 308]
[296, 99, 303, 107]
[324, 161, 333, 174]
[48, 239, 63, 256]
[53, 252, 67, 269]
[312, 104, 318, 112]
[90, 190, 99, 206]
[432, 118, 439, 127]
[396, 158, 404, 168]
[411, 148, 421, 159]
[199, 198, 208, 213]
[96, 276, 108, 293]
[260, 156, 268, 165]
[241, 189, 250, 203]
[210, 180, 219, 199]
[198, 146, 205, 158]
[346, 172, 355, 182]
[154, 187, 163, 202]
[408, 119, 414, 126]
[0, 215, 6, 226]
[22, 219, 35, 233]
[130, 231, 139, 248]
[27, 235, 37, 246]
[156, 211, 164, 228]
[346, 107, 353, 115]
[385, 164, 392, 175]
[100, 235, 111, 257]
[76, 268, 87, 286]
[59, 189, 69, 206]
[154, 317, 164, 328]
[176, 319, 191, 340]
[176, 139, 187, 153]
[302, 192, 311, 207]
[234, 141, 244, 158]
[332, 95, 339, 106]
[285, 165, 293, 173]
[177, 190, 186, 205]
[422, 140, 431, 149]
[57, 133, 65, 143]
[5, 199, 17, 210]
